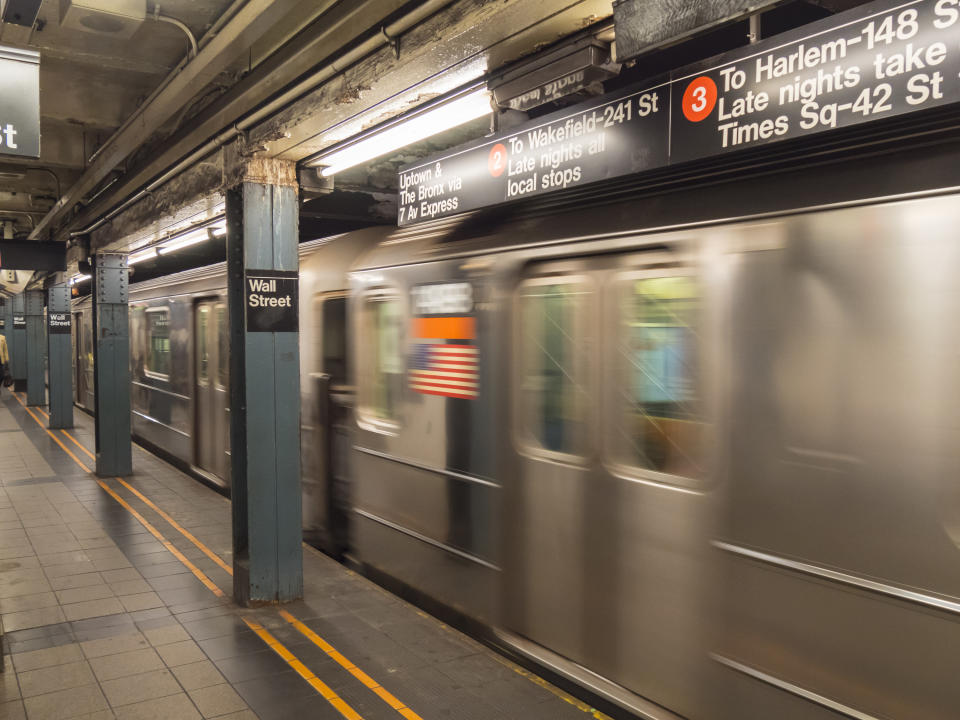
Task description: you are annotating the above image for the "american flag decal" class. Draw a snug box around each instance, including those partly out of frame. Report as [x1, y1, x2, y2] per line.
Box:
[410, 342, 478, 399]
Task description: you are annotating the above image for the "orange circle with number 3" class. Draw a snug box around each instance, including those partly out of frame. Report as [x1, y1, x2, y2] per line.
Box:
[488, 143, 507, 177]
[682, 76, 718, 122]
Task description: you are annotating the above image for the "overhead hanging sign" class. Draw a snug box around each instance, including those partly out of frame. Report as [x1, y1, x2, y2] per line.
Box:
[398, 0, 960, 226]
[0, 45, 39, 159]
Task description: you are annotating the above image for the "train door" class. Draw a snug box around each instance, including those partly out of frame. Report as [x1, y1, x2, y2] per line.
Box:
[508, 262, 598, 664]
[504, 252, 709, 718]
[194, 300, 229, 483]
[303, 292, 350, 555]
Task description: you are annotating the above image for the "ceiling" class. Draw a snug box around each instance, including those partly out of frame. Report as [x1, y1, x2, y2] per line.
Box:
[0, 0, 319, 238]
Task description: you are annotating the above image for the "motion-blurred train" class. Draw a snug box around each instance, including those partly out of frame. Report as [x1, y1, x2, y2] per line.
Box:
[72, 136, 960, 719]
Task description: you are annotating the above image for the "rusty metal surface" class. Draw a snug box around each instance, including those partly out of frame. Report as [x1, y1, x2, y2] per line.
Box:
[612, 0, 783, 60]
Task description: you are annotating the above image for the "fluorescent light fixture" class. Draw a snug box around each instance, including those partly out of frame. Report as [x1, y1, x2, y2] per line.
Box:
[69, 274, 91, 285]
[157, 228, 209, 255]
[128, 248, 157, 265]
[316, 89, 492, 177]
[210, 220, 226, 237]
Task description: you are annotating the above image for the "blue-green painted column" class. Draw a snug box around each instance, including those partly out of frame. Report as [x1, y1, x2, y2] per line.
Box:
[227, 159, 302, 605]
[11, 294, 26, 393]
[25, 290, 44, 407]
[93, 253, 132, 477]
[47, 285, 73, 429]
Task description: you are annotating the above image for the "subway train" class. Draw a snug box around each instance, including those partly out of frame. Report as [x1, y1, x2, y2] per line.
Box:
[72, 137, 960, 719]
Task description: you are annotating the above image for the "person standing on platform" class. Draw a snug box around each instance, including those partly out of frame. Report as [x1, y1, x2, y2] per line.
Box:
[0, 333, 9, 392]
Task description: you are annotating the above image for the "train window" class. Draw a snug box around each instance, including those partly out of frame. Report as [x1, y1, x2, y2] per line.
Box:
[322, 296, 348, 385]
[216, 304, 228, 389]
[518, 278, 592, 457]
[358, 293, 402, 426]
[611, 274, 702, 478]
[145, 308, 171, 380]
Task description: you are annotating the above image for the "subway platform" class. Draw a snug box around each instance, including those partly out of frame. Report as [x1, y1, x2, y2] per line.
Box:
[0, 392, 607, 720]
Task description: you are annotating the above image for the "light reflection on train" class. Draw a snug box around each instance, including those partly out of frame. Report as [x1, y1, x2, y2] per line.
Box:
[72, 190, 960, 719]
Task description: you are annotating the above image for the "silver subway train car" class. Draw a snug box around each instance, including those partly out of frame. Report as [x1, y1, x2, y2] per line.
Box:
[73, 145, 960, 719]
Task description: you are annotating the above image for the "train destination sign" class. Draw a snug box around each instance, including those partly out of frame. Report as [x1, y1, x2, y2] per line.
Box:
[398, 0, 960, 225]
[48, 312, 70, 334]
[245, 269, 298, 333]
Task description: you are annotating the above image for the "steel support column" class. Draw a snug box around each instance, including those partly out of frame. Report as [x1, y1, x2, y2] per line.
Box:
[25, 290, 44, 407]
[47, 285, 73, 428]
[11, 294, 25, 393]
[93, 253, 132, 477]
[227, 159, 302, 605]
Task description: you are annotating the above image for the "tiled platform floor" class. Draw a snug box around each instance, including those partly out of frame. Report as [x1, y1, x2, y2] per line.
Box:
[0, 393, 608, 720]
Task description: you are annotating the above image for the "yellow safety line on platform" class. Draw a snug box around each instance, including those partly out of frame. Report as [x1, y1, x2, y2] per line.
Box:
[12, 394, 593, 720]
[243, 617, 365, 720]
[95, 480, 225, 597]
[30, 403, 235, 577]
[115, 477, 235, 575]
[279, 609, 424, 720]
[12, 394, 92, 473]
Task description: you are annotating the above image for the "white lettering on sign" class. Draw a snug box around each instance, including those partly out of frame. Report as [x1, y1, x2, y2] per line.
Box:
[411, 283, 473, 315]
[0, 124, 17, 150]
[247, 277, 292, 308]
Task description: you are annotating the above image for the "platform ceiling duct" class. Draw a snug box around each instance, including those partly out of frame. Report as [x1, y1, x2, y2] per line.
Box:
[60, 0, 146, 38]
[612, 0, 782, 61]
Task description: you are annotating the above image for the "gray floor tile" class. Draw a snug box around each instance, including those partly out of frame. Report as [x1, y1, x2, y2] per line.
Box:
[0, 669, 20, 703]
[43, 561, 98, 578]
[18, 660, 96, 698]
[187, 684, 247, 718]
[119, 592, 164, 612]
[80, 632, 150, 659]
[0, 578, 52, 599]
[3, 605, 65, 631]
[109, 580, 153, 596]
[0, 591, 58, 613]
[51, 573, 105, 591]
[113, 693, 201, 720]
[57, 584, 116, 605]
[100, 668, 182, 707]
[11, 643, 83, 672]
[156, 639, 207, 667]
[63, 597, 127, 622]
[170, 660, 226, 691]
[142, 624, 190, 647]
[22, 684, 108, 720]
[0, 699, 26, 720]
[90, 648, 165, 682]
[100, 569, 142, 584]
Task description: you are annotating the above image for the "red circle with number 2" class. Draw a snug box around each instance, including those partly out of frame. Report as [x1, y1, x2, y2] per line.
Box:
[682, 76, 718, 122]
[488, 143, 507, 177]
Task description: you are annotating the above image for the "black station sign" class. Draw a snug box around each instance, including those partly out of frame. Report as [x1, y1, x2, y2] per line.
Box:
[12, 315, 25, 330]
[245, 269, 298, 333]
[398, 0, 960, 225]
[0, 45, 40, 159]
[48, 312, 70, 334]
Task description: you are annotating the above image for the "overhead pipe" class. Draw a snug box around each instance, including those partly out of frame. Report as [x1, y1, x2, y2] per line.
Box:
[70, 0, 455, 239]
[152, 7, 199, 58]
[31, 0, 307, 242]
